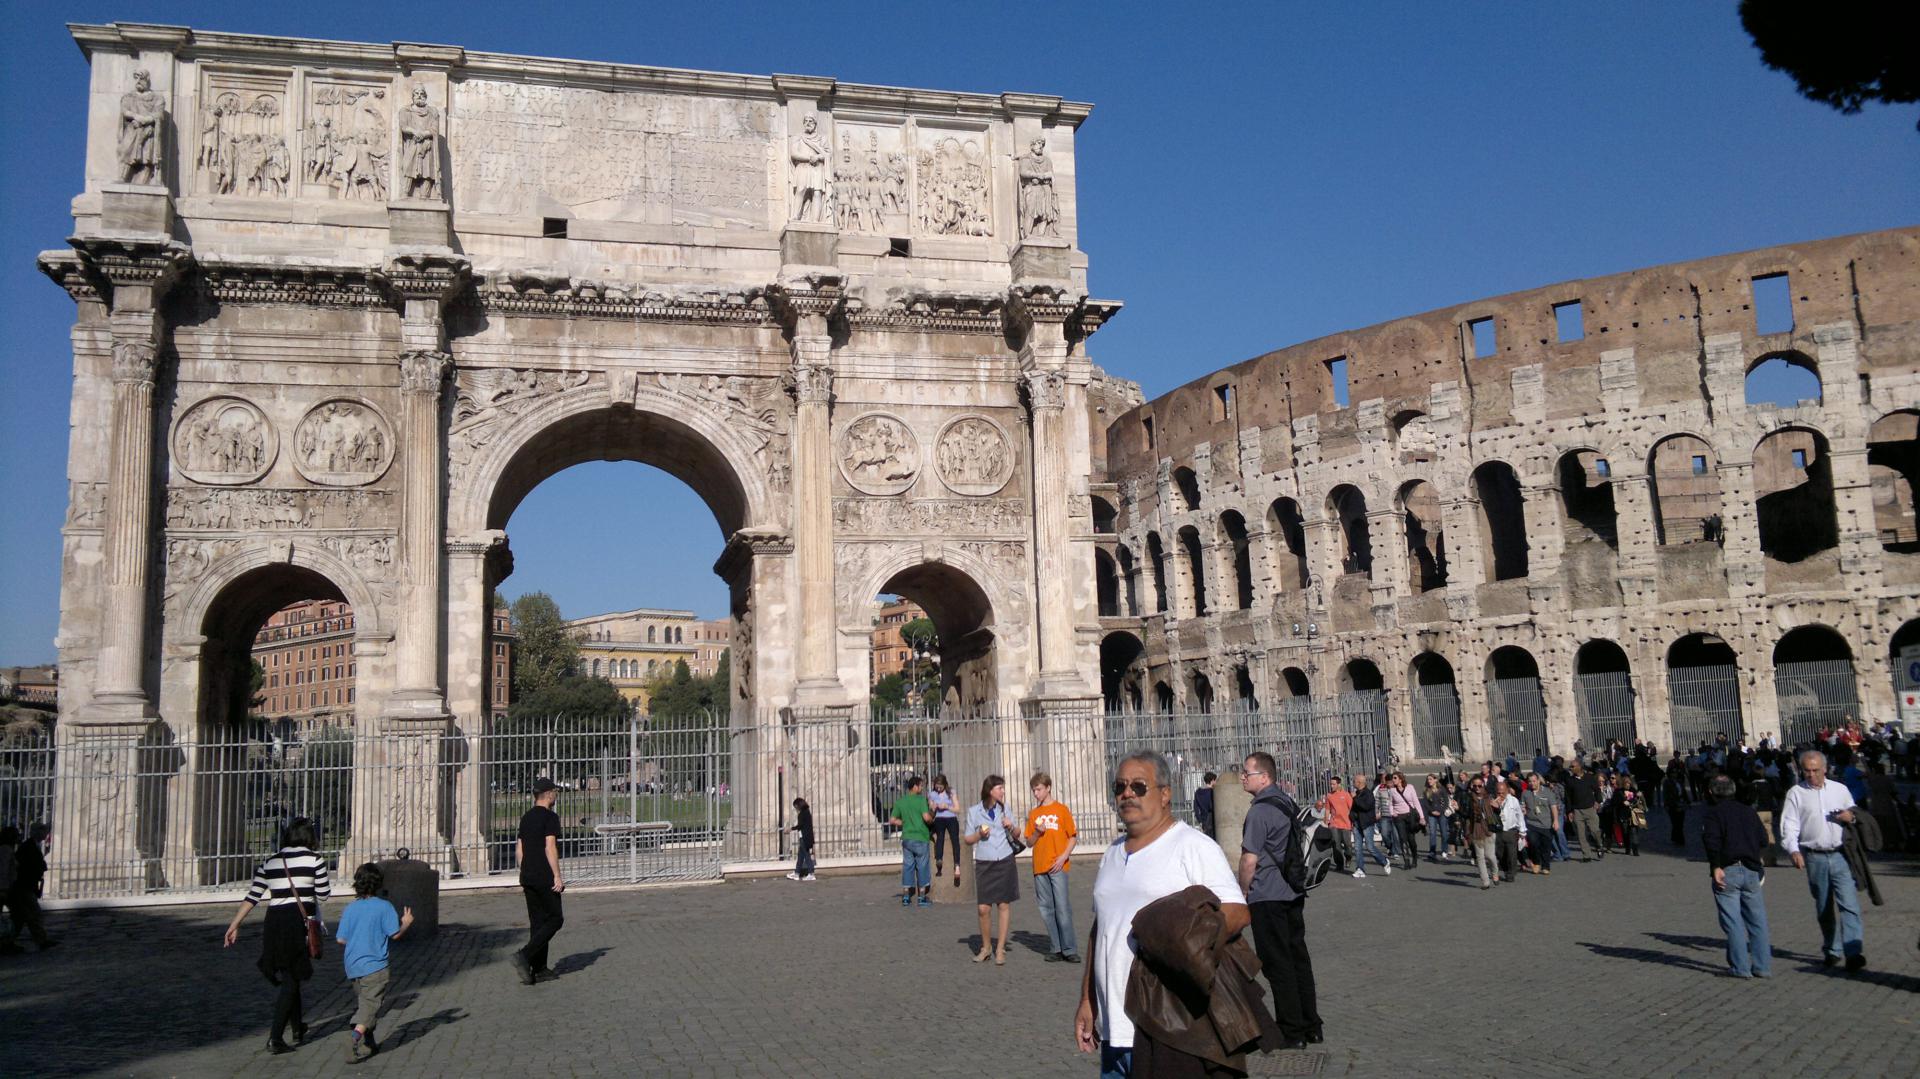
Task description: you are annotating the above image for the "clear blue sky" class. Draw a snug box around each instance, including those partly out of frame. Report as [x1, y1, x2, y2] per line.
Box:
[2, 2, 1915, 661]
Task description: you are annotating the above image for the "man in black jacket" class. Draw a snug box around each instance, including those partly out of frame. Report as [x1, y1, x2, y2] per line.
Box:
[1701, 774, 1772, 978]
[1564, 760, 1605, 861]
[1349, 772, 1390, 877]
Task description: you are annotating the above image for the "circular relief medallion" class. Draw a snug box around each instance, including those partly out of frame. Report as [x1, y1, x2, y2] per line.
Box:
[172, 396, 276, 486]
[837, 412, 921, 496]
[293, 398, 394, 486]
[935, 415, 1015, 497]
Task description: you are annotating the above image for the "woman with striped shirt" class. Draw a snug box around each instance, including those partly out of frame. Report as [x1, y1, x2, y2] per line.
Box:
[222, 818, 332, 1054]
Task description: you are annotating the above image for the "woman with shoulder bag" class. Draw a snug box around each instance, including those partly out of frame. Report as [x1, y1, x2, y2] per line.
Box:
[222, 817, 333, 1054]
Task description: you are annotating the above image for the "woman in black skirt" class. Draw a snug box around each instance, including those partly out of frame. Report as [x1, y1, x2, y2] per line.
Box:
[964, 774, 1021, 965]
[222, 818, 332, 1054]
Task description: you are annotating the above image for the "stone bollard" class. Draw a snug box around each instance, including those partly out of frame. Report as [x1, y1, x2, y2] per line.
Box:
[1213, 768, 1251, 868]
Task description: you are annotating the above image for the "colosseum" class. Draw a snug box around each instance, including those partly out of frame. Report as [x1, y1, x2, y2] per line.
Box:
[1090, 226, 1920, 766]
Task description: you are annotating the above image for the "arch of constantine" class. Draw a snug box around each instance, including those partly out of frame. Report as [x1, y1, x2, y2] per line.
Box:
[33, 23, 1920, 897]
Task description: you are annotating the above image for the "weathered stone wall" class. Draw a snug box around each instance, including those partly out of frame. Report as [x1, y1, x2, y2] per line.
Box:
[1097, 227, 1920, 761]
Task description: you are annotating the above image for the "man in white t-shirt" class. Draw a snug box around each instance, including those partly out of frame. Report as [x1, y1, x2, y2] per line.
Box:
[1075, 750, 1247, 1077]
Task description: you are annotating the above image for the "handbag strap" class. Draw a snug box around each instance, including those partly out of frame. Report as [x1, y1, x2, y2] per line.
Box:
[280, 854, 312, 921]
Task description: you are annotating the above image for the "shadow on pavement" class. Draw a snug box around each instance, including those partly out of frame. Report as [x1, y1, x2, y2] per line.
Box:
[383, 1006, 468, 1050]
[1643, 931, 1819, 964]
[554, 946, 610, 975]
[0, 907, 523, 1078]
[1574, 940, 1724, 975]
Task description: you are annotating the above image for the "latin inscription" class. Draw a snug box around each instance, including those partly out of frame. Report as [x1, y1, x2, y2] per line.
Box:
[450, 80, 773, 227]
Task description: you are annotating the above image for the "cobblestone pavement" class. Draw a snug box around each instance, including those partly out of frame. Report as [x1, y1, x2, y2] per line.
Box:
[6, 828, 1918, 1078]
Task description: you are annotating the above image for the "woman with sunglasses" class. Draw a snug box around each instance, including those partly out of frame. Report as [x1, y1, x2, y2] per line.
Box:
[965, 774, 1021, 964]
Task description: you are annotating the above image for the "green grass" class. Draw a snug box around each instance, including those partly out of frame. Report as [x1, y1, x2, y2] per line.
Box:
[489, 789, 731, 834]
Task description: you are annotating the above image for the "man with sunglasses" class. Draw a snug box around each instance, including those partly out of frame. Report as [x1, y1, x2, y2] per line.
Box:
[1076, 751, 1247, 1078]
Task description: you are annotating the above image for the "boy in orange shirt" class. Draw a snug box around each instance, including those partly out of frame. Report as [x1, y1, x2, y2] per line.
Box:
[1024, 773, 1081, 963]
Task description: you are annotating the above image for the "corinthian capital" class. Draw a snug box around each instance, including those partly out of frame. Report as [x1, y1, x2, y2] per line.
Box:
[1022, 368, 1067, 412]
[110, 340, 159, 386]
[398, 349, 453, 395]
[789, 364, 835, 405]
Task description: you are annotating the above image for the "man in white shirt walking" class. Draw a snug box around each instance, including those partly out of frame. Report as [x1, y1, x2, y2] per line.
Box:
[1777, 749, 1866, 971]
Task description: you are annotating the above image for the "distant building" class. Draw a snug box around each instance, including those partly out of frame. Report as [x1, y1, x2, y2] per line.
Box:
[567, 608, 730, 709]
[0, 665, 58, 707]
[254, 599, 514, 731]
[870, 598, 928, 688]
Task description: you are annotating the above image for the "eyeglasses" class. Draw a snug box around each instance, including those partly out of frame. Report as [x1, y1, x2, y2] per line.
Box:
[1112, 779, 1153, 798]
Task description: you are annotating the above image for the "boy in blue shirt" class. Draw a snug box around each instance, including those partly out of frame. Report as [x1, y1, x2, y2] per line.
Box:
[335, 863, 414, 1061]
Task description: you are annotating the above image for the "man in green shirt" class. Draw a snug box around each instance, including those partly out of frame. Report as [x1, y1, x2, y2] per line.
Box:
[889, 776, 935, 907]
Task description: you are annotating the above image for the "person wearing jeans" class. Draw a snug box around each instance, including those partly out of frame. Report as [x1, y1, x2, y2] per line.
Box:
[1318, 776, 1356, 872]
[1349, 773, 1390, 877]
[1779, 750, 1867, 969]
[889, 776, 934, 908]
[1023, 773, 1081, 962]
[1701, 774, 1772, 978]
[1423, 775, 1452, 862]
[1465, 778, 1498, 889]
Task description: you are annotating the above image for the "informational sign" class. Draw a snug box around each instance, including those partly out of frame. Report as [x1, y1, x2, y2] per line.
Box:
[1898, 645, 1920, 727]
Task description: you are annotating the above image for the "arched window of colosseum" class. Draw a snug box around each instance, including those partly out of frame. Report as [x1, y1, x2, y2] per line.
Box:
[1869, 410, 1920, 553]
[1190, 670, 1214, 712]
[1391, 410, 1435, 464]
[1558, 451, 1618, 549]
[1889, 620, 1920, 703]
[1091, 495, 1118, 534]
[1326, 485, 1374, 578]
[1648, 435, 1721, 545]
[1772, 626, 1859, 745]
[1744, 351, 1822, 408]
[1398, 480, 1447, 592]
[1095, 547, 1121, 617]
[1115, 544, 1140, 616]
[1266, 498, 1310, 592]
[1280, 666, 1311, 700]
[1666, 633, 1744, 748]
[1233, 666, 1258, 712]
[1173, 467, 1202, 512]
[1177, 525, 1209, 616]
[1219, 511, 1255, 610]
[1154, 681, 1175, 714]
[1470, 462, 1530, 581]
[1409, 653, 1462, 760]
[1573, 640, 1636, 748]
[1100, 631, 1145, 713]
[1339, 658, 1384, 694]
[1754, 427, 1838, 563]
[1484, 646, 1547, 759]
[1145, 532, 1169, 613]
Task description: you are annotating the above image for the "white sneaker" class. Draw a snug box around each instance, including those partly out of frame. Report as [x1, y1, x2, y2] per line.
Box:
[801, 874, 817, 881]
[784, 871, 800, 880]
[1383, 864, 1392, 875]
[1352, 869, 1366, 879]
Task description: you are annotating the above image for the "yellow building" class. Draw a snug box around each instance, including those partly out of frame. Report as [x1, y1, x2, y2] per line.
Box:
[568, 608, 730, 709]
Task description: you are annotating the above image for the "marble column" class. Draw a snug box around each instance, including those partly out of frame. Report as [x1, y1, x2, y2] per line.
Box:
[791, 361, 838, 700]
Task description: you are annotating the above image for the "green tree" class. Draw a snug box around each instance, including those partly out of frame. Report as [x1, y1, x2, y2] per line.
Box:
[247, 659, 267, 716]
[508, 674, 631, 723]
[509, 592, 578, 702]
[900, 617, 937, 652]
[1741, 1, 1919, 130]
[872, 672, 909, 709]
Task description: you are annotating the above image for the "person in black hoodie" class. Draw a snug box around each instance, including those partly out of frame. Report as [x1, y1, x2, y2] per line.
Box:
[6, 822, 54, 951]
[1349, 772, 1390, 877]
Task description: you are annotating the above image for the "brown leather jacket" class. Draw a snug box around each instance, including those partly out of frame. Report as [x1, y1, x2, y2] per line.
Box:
[1124, 885, 1276, 1072]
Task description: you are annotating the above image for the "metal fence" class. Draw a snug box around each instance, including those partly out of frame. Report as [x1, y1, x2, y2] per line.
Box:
[1410, 683, 1464, 760]
[1486, 676, 1548, 759]
[1772, 660, 1860, 746]
[1573, 671, 1638, 748]
[1667, 664, 1745, 748]
[3, 700, 1390, 902]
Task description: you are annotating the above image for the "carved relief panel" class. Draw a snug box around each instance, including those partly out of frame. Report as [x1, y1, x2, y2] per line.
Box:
[196, 69, 294, 197]
[838, 413, 921, 496]
[914, 125, 992, 237]
[172, 396, 276, 485]
[832, 121, 911, 235]
[935, 415, 1015, 496]
[301, 78, 390, 201]
[446, 368, 596, 492]
[293, 399, 394, 486]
